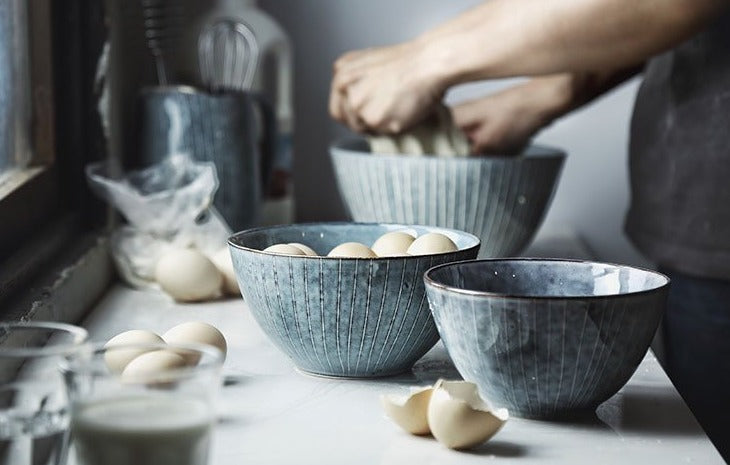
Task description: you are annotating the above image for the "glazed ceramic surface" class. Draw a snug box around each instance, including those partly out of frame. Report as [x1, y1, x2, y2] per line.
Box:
[424, 259, 669, 419]
[330, 138, 564, 258]
[229, 223, 480, 378]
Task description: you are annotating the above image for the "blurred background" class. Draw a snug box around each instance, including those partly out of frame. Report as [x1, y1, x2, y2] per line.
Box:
[260, 0, 648, 268]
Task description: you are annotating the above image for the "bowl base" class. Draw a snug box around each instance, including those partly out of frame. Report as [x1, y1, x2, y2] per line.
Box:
[294, 366, 412, 380]
[508, 405, 600, 422]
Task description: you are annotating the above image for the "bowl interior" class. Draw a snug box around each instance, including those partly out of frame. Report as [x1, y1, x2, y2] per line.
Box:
[427, 259, 669, 298]
[229, 223, 480, 257]
[333, 138, 565, 159]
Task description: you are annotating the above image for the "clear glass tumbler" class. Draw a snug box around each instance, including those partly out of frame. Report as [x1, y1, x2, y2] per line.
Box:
[0, 321, 89, 465]
[62, 342, 223, 465]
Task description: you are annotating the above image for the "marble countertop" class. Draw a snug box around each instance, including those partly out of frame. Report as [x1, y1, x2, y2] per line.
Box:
[80, 230, 724, 464]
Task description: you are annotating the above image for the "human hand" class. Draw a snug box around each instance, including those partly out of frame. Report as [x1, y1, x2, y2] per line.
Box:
[329, 39, 447, 134]
[452, 75, 575, 155]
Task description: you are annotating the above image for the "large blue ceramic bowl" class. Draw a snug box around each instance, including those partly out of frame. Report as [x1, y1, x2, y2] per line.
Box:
[330, 138, 565, 258]
[229, 223, 480, 378]
[424, 259, 669, 419]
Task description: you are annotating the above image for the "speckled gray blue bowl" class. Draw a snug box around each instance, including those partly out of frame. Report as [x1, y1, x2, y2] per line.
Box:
[424, 259, 669, 419]
[228, 223, 480, 378]
[330, 138, 565, 258]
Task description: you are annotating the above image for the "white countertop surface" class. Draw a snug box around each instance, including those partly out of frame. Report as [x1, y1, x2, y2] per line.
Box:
[80, 231, 724, 464]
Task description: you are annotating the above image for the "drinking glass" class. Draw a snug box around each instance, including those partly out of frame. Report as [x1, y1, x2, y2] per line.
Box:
[63, 342, 223, 465]
[0, 321, 88, 465]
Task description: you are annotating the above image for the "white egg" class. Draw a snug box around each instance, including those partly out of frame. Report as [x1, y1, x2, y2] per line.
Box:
[371, 231, 415, 257]
[104, 330, 165, 374]
[288, 243, 318, 256]
[163, 321, 227, 363]
[263, 244, 308, 255]
[155, 248, 223, 302]
[327, 242, 377, 258]
[427, 380, 509, 450]
[211, 248, 240, 296]
[380, 386, 433, 435]
[406, 233, 458, 256]
[121, 350, 188, 381]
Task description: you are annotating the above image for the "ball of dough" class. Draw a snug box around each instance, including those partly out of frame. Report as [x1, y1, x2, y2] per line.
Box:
[263, 244, 308, 255]
[155, 248, 223, 302]
[368, 136, 400, 156]
[328, 242, 377, 258]
[163, 321, 227, 363]
[104, 330, 165, 374]
[211, 248, 240, 296]
[406, 233, 458, 256]
[367, 104, 470, 157]
[371, 231, 415, 257]
[288, 243, 318, 256]
[121, 350, 188, 381]
[399, 133, 426, 156]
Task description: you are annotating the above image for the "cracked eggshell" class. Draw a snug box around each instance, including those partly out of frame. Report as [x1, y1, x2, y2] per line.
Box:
[264, 244, 308, 255]
[212, 248, 240, 296]
[288, 243, 318, 256]
[121, 349, 188, 381]
[163, 321, 227, 364]
[371, 232, 415, 257]
[406, 233, 458, 256]
[155, 248, 223, 302]
[104, 330, 165, 374]
[427, 380, 509, 450]
[380, 386, 433, 435]
[327, 242, 377, 258]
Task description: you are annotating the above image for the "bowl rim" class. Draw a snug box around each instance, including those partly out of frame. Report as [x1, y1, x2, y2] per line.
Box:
[330, 137, 567, 161]
[424, 257, 670, 300]
[228, 221, 481, 261]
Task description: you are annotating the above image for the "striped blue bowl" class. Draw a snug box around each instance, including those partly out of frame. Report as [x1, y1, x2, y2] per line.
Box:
[228, 223, 480, 378]
[425, 259, 669, 419]
[330, 139, 565, 258]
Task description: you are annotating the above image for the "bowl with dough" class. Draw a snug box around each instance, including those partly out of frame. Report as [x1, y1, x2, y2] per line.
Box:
[424, 259, 669, 419]
[330, 138, 565, 258]
[228, 222, 480, 378]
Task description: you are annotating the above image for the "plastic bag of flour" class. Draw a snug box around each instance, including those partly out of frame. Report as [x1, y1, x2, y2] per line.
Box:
[86, 154, 230, 288]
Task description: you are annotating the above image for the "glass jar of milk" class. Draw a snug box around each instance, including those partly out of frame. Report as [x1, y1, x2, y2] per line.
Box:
[62, 342, 223, 465]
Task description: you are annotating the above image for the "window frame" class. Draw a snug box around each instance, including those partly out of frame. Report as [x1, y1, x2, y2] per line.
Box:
[0, 0, 110, 313]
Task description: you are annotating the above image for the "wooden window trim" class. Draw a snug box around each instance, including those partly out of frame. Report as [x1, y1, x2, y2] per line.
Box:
[0, 0, 110, 315]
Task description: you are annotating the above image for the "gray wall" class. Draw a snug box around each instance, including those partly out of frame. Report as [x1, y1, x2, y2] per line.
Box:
[261, 0, 648, 267]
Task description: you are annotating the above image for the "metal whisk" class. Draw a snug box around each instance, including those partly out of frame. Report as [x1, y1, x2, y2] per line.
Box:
[198, 19, 260, 92]
[140, 0, 186, 85]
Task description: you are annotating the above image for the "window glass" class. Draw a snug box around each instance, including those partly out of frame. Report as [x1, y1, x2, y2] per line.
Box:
[0, 0, 30, 181]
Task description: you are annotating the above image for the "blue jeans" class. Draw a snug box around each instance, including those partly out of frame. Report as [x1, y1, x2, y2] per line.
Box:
[661, 268, 730, 461]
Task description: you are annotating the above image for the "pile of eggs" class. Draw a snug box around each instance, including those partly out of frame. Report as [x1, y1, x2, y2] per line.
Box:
[381, 380, 509, 450]
[154, 247, 239, 303]
[263, 231, 459, 258]
[104, 322, 227, 380]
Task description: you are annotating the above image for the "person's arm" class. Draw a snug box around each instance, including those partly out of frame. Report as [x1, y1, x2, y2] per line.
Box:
[330, 0, 726, 133]
[453, 66, 641, 154]
[421, 0, 722, 84]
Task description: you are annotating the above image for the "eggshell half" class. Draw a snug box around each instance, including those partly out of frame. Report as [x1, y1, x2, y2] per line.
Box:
[212, 248, 240, 296]
[427, 380, 509, 450]
[104, 330, 165, 374]
[406, 233, 458, 256]
[380, 386, 433, 435]
[288, 243, 318, 256]
[371, 232, 415, 257]
[264, 244, 308, 255]
[327, 242, 377, 258]
[163, 321, 227, 363]
[155, 248, 223, 302]
[121, 350, 188, 381]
